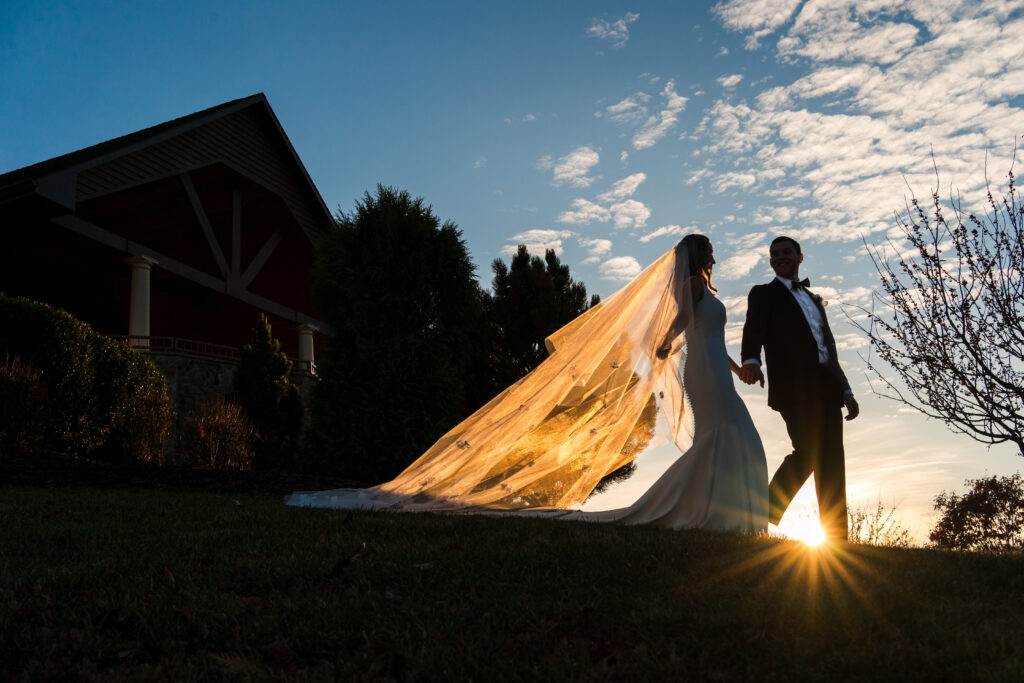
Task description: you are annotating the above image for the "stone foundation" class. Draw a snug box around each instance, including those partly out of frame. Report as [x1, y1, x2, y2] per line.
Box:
[146, 352, 315, 465]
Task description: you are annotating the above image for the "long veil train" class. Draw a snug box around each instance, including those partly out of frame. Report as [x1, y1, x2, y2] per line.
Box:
[287, 242, 703, 512]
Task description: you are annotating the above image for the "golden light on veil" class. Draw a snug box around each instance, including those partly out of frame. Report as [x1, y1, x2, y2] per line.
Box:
[319, 241, 699, 512]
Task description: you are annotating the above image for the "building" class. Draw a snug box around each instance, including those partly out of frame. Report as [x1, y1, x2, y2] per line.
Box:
[0, 94, 333, 458]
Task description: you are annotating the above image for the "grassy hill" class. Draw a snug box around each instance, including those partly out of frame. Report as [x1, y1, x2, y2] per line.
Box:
[1, 486, 1021, 680]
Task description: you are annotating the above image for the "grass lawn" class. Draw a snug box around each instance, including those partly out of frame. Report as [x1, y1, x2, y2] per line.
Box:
[1, 486, 1022, 681]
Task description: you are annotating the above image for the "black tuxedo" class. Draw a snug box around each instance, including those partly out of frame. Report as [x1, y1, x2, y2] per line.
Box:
[741, 278, 851, 540]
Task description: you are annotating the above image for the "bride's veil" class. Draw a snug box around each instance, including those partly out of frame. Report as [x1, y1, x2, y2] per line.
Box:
[292, 239, 700, 510]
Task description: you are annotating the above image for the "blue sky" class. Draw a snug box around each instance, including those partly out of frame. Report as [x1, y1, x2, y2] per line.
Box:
[3, 0, 1023, 540]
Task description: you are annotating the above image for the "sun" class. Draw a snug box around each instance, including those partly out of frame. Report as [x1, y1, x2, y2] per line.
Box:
[775, 514, 827, 546]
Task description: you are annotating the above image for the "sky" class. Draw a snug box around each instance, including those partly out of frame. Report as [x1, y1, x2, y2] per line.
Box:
[3, 0, 1023, 541]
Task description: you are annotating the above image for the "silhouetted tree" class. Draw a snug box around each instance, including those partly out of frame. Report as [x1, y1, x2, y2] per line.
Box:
[468, 245, 599, 411]
[931, 474, 1024, 552]
[849, 164, 1024, 456]
[232, 314, 302, 469]
[304, 185, 479, 480]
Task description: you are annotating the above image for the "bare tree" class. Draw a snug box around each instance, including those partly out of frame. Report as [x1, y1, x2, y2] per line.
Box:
[849, 156, 1024, 456]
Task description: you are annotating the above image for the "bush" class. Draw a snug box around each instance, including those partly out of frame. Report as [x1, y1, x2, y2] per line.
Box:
[232, 314, 302, 469]
[931, 474, 1024, 552]
[0, 354, 49, 455]
[0, 294, 171, 463]
[181, 395, 256, 471]
[848, 500, 913, 548]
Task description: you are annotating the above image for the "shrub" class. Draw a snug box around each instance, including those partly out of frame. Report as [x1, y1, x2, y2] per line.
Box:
[181, 395, 256, 471]
[89, 338, 173, 465]
[848, 500, 913, 548]
[0, 294, 171, 462]
[0, 354, 49, 455]
[232, 314, 302, 469]
[931, 474, 1024, 552]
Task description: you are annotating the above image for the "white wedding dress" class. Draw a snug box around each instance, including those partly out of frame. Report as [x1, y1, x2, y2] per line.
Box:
[552, 286, 768, 532]
[287, 283, 768, 534]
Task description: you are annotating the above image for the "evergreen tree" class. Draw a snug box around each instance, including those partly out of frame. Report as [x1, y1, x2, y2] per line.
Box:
[232, 314, 302, 469]
[304, 185, 479, 480]
[469, 245, 599, 409]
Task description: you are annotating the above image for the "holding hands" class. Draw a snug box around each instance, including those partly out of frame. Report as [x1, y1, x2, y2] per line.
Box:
[738, 363, 764, 387]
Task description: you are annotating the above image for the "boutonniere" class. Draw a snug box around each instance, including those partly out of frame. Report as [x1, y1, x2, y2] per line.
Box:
[811, 292, 827, 307]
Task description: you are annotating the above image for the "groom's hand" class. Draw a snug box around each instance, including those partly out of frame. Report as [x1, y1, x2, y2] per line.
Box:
[843, 394, 860, 421]
[738, 364, 764, 387]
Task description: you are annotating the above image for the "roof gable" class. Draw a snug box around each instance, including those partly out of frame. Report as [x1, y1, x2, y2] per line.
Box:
[0, 94, 333, 243]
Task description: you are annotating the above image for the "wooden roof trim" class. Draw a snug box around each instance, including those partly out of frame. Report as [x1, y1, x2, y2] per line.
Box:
[50, 212, 328, 332]
[0, 94, 333, 232]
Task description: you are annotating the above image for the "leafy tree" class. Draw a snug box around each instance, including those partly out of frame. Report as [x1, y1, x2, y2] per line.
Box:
[850, 165, 1024, 455]
[469, 245, 599, 409]
[930, 473, 1024, 552]
[304, 185, 479, 480]
[232, 313, 302, 469]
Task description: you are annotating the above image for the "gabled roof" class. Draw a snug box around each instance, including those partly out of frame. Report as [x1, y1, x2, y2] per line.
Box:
[0, 93, 333, 237]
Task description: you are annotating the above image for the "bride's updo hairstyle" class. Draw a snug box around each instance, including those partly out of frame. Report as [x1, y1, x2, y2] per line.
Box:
[677, 234, 718, 294]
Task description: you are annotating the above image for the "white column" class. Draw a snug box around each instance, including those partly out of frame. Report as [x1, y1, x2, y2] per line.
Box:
[297, 323, 318, 372]
[125, 255, 158, 347]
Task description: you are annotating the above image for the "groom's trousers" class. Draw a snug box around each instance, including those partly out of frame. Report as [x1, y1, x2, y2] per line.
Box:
[768, 367, 848, 541]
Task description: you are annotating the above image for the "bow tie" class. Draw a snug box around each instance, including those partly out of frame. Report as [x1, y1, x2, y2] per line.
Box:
[791, 278, 810, 290]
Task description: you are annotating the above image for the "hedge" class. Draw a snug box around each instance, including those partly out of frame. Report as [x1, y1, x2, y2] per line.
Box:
[0, 294, 171, 463]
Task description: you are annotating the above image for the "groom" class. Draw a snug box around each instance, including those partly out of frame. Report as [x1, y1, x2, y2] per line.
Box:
[739, 236, 859, 542]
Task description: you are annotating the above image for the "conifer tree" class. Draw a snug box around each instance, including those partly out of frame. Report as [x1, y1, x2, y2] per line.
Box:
[232, 314, 302, 469]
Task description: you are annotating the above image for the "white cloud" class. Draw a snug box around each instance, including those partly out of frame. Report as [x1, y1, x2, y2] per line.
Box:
[716, 252, 763, 280]
[700, 1, 1024, 247]
[713, 0, 802, 49]
[586, 12, 640, 49]
[596, 172, 646, 203]
[550, 146, 601, 188]
[712, 172, 757, 193]
[523, 113, 537, 122]
[632, 80, 688, 149]
[473, 156, 487, 169]
[717, 73, 744, 89]
[751, 206, 794, 224]
[780, 3, 921, 65]
[557, 198, 610, 225]
[686, 168, 713, 185]
[639, 224, 689, 243]
[556, 173, 648, 227]
[610, 199, 651, 228]
[535, 154, 553, 171]
[725, 231, 769, 250]
[600, 256, 643, 281]
[503, 229, 575, 257]
[578, 237, 613, 256]
[606, 92, 651, 125]
[620, 151, 629, 163]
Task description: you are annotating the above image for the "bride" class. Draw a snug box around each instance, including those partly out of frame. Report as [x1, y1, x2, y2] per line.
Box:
[287, 235, 768, 533]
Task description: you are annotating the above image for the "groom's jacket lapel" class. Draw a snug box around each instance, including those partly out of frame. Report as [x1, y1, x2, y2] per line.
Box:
[766, 278, 851, 400]
[769, 278, 816, 347]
